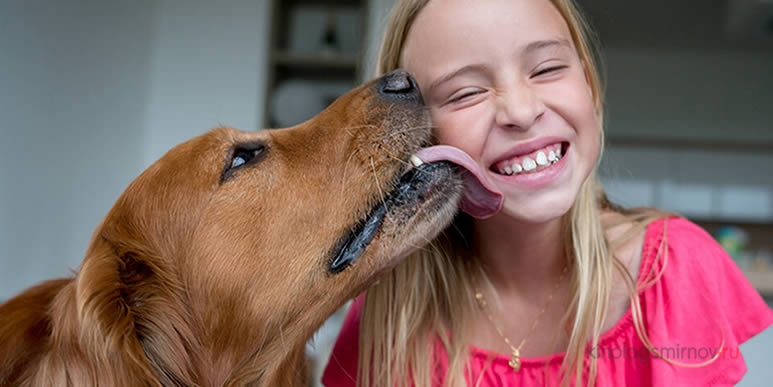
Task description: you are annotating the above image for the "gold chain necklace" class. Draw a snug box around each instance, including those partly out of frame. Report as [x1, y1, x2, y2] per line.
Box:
[474, 264, 568, 372]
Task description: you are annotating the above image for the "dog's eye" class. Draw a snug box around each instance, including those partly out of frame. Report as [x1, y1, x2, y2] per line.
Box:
[231, 148, 259, 169]
[221, 142, 267, 182]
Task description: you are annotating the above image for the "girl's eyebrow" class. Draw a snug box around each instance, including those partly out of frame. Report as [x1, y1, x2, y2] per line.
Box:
[523, 38, 572, 54]
[428, 63, 490, 95]
[427, 39, 571, 94]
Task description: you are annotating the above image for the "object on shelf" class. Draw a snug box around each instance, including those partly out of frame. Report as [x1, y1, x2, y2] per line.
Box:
[264, 0, 366, 128]
[752, 249, 773, 272]
[742, 270, 773, 296]
[320, 10, 340, 56]
[288, 5, 362, 57]
[715, 225, 751, 269]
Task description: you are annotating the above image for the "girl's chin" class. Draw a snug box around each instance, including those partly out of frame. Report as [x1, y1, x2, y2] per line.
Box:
[495, 195, 575, 225]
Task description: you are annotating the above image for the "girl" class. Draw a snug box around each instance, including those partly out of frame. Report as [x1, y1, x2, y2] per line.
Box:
[324, 0, 773, 385]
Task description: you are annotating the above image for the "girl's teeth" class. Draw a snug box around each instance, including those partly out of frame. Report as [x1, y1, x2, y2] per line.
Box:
[496, 144, 565, 175]
[522, 157, 537, 171]
[536, 151, 548, 166]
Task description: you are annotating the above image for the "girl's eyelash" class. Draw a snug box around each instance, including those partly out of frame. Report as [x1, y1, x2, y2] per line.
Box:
[533, 65, 568, 77]
[448, 90, 483, 104]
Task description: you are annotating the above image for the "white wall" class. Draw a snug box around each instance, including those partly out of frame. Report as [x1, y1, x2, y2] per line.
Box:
[600, 49, 773, 220]
[143, 0, 271, 165]
[604, 49, 773, 143]
[361, 0, 396, 80]
[0, 0, 272, 300]
[0, 0, 156, 300]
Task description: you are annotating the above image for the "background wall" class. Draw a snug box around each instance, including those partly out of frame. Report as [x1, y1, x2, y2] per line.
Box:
[142, 0, 271, 165]
[1, 0, 157, 300]
[0, 0, 271, 301]
[1, 0, 771, 385]
[600, 49, 773, 220]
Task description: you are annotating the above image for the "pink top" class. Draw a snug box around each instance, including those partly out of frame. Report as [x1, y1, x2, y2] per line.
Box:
[322, 218, 773, 386]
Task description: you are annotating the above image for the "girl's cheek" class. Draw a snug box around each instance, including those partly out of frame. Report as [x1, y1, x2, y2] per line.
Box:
[431, 110, 464, 144]
[433, 105, 489, 151]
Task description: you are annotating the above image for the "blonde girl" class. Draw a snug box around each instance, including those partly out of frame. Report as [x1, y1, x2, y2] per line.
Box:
[324, 0, 773, 385]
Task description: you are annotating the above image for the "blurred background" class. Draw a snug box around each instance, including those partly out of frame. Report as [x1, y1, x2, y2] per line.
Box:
[1, 0, 771, 385]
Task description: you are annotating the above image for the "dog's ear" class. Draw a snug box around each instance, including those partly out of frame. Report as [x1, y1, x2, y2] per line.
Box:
[0, 278, 71, 385]
[75, 236, 161, 384]
[75, 236, 197, 386]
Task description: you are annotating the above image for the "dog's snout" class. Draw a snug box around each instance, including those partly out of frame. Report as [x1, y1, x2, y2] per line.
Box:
[379, 70, 422, 103]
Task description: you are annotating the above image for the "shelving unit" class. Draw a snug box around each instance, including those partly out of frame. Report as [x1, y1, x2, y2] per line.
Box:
[263, 0, 368, 129]
[272, 50, 360, 69]
[692, 218, 773, 297]
[603, 135, 773, 297]
[606, 135, 773, 154]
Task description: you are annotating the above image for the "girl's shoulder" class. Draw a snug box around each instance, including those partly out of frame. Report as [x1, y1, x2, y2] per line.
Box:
[644, 216, 757, 294]
[641, 216, 768, 326]
[632, 216, 773, 385]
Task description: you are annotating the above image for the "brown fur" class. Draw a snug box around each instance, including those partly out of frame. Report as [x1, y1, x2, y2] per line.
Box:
[0, 74, 461, 386]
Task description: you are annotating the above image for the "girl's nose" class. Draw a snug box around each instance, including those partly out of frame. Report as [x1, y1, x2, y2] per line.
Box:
[494, 83, 546, 131]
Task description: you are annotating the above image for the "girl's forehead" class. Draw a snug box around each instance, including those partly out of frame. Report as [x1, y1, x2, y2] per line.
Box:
[402, 0, 573, 67]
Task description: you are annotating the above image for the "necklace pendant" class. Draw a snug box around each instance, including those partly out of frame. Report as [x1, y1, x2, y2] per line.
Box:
[508, 349, 521, 372]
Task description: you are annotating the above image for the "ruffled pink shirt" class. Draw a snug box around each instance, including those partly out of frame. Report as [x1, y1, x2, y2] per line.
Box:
[322, 218, 773, 386]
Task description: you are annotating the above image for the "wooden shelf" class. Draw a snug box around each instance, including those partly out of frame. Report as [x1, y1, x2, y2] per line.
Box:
[743, 270, 773, 296]
[606, 135, 773, 153]
[272, 50, 359, 69]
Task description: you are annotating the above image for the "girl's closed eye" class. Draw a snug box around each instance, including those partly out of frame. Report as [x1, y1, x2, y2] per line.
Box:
[445, 89, 485, 105]
[531, 64, 569, 78]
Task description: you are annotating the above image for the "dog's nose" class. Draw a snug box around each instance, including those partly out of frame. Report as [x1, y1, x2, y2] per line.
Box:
[379, 70, 422, 103]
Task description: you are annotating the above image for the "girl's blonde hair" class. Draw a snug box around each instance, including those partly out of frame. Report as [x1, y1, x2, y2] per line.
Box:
[359, 0, 677, 386]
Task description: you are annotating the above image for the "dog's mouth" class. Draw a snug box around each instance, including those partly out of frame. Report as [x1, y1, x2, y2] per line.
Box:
[328, 161, 458, 274]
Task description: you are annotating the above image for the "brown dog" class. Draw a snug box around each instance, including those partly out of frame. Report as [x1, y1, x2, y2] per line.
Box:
[0, 70, 462, 386]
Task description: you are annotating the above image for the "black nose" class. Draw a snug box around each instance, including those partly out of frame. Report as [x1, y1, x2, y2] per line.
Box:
[379, 70, 422, 103]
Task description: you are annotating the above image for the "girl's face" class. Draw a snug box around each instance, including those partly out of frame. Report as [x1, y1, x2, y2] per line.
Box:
[401, 0, 600, 224]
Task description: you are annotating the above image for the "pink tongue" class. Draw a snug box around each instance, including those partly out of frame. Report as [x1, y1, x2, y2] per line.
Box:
[414, 145, 503, 219]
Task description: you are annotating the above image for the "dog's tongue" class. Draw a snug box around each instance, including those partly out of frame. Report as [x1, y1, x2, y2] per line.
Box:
[414, 145, 503, 219]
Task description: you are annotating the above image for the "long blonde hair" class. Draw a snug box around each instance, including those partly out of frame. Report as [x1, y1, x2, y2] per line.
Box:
[359, 1, 673, 386]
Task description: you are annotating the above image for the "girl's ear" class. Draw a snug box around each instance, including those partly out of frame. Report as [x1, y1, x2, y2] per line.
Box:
[75, 236, 161, 384]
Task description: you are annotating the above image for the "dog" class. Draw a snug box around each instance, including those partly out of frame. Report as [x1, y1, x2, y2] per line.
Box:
[0, 70, 463, 386]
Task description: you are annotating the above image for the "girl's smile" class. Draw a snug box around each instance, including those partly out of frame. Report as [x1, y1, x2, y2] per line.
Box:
[488, 138, 570, 191]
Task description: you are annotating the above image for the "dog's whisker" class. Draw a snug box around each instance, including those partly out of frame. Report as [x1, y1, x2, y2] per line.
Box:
[341, 148, 362, 197]
[339, 124, 379, 133]
[382, 153, 438, 181]
[369, 157, 394, 225]
[384, 154, 413, 170]
[387, 123, 438, 134]
[376, 122, 438, 142]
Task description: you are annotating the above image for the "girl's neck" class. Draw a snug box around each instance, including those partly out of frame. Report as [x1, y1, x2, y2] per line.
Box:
[472, 214, 567, 295]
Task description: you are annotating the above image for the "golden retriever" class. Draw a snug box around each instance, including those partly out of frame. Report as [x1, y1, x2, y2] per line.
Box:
[0, 70, 464, 386]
